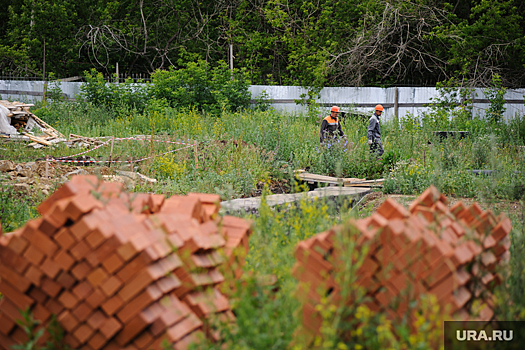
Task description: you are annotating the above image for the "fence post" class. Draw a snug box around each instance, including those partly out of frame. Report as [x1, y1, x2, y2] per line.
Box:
[394, 87, 399, 124]
[45, 155, 49, 178]
[194, 140, 198, 170]
[109, 136, 115, 167]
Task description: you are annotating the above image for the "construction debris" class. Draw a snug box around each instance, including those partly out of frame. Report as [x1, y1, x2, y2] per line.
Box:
[0, 175, 252, 349]
[0, 100, 65, 147]
[294, 185, 510, 337]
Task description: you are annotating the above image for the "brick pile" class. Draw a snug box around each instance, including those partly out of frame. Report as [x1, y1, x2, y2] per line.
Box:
[293, 185, 511, 333]
[0, 175, 251, 350]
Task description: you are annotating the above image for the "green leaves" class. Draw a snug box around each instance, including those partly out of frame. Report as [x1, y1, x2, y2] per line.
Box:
[149, 60, 251, 115]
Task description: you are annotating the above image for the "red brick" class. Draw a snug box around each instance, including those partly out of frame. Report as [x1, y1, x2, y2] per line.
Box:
[11, 326, 29, 344]
[101, 295, 124, 316]
[0, 298, 23, 323]
[166, 313, 203, 343]
[70, 240, 93, 261]
[6, 234, 29, 255]
[99, 317, 122, 340]
[28, 286, 48, 304]
[97, 181, 124, 199]
[23, 244, 45, 265]
[86, 288, 107, 309]
[57, 310, 80, 333]
[429, 268, 471, 301]
[32, 303, 51, 323]
[0, 279, 34, 310]
[420, 258, 455, 287]
[157, 274, 182, 294]
[87, 236, 124, 267]
[41, 257, 62, 279]
[491, 215, 512, 241]
[449, 201, 466, 217]
[173, 330, 204, 350]
[25, 264, 44, 286]
[450, 243, 474, 267]
[54, 249, 76, 270]
[481, 251, 497, 269]
[58, 290, 79, 309]
[73, 302, 93, 321]
[115, 303, 163, 346]
[87, 311, 108, 330]
[56, 271, 76, 289]
[117, 264, 165, 302]
[66, 194, 102, 221]
[87, 268, 109, 288]
[38, 178, 95, 215]
[101, 253, 125, 275]
[377, 198, 410, 220]
[150, 296, 192, 336]
[88, 332, 107, 350]
[118, 251, 157, 280]
[70, 212, 100, 241]
[27, 228, 59, 256]
[101, 276, 123, 297]
[38, 215, 63, 236]
[0, 313, 16, 335]
[374, 282, 399, 307]
[116, 234, 150, 262]
[147, 194, 165, 213]
[41, 277, 63, 297]
[54, 227, 76, 250]
[117, 284, 163, 324]
[70, 261, 92, 281]
[45, 298, 65, 315]
[64, 333, 81, 350]
[73, 324, 95, 344]
[133, 330, 154, 349]
[0, 245, 30, 276]
[86, 225, 114, 250]
[493, 235, 511, 256]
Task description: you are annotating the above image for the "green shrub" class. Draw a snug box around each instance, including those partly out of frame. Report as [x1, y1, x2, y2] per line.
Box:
[149, 60, 251, 115]
[78, 68, 150, 111]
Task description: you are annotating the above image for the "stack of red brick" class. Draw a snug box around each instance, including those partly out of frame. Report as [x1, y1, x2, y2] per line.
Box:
[293, 185, 511, 333]
[0, 175, 252, 350]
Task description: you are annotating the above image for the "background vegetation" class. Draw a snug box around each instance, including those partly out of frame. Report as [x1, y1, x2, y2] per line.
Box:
[1, 0, 525, 88]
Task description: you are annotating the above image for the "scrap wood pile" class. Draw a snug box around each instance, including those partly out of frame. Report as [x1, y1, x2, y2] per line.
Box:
[0, 100, 65, 147]
[0, 175, 252, 350]
[293, 185, 511, 335]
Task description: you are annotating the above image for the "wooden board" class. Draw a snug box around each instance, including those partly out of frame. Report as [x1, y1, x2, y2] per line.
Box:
[295, 171, 366, 185]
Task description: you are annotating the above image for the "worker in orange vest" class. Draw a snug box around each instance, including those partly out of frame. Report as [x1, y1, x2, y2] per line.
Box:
[367, 104, 384, 156]
[320, 106, 345, 143]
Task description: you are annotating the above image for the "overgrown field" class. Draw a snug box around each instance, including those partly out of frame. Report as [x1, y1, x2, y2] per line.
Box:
[1, 97, 525, 349]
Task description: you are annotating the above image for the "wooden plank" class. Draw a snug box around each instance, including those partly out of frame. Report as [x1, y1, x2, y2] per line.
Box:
[21, 133, 52, 146]
[296, 172, 366, 185]
[30, 115, 65, 138]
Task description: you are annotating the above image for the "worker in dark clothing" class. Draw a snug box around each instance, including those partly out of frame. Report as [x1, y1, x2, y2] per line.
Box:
[367, 104, 384, 157]
[320, 106, 345, 143]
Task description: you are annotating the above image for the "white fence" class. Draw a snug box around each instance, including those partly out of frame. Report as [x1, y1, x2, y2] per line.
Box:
[1, 80, 524, 121]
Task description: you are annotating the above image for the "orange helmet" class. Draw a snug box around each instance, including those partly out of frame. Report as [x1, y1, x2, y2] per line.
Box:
[331, 106, 340, 112]
[375, 104, 384, 111]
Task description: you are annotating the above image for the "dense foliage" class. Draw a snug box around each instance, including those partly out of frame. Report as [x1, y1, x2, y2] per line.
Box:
[1, 0, 525, 88]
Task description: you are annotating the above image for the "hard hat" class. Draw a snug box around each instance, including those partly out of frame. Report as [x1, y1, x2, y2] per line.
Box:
[331, 106, 340, 112]
[375, 104, 384, 111]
